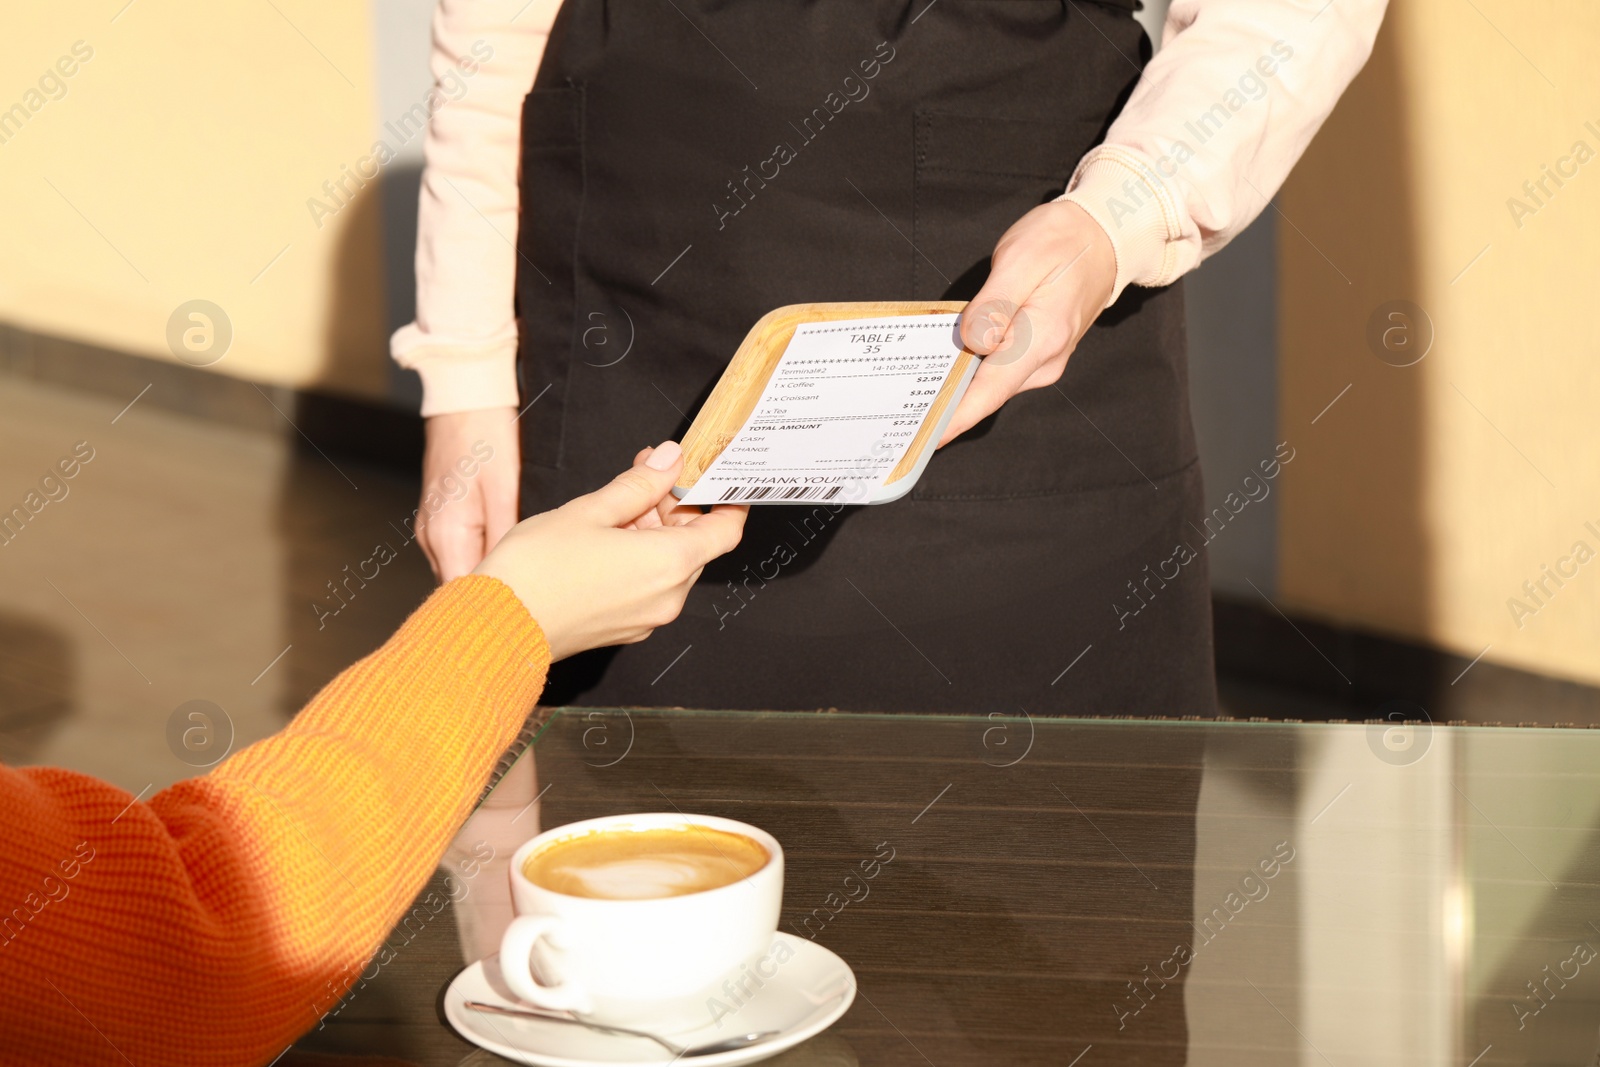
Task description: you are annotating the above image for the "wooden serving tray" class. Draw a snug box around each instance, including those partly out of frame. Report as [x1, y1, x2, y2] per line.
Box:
[674, 301, 974, 503]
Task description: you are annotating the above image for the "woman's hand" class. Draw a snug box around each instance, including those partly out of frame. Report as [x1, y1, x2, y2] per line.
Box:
[940, 200, 1117, 445]
[474, 442, 747, 660]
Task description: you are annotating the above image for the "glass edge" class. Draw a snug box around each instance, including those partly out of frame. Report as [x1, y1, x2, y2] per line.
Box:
[518, 705, 1566, 732]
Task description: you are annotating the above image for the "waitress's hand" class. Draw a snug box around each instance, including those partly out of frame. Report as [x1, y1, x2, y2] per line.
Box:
[474, 442, 747, 661]
[417, 408, 522, 582]
[941, 200, 1117, 446]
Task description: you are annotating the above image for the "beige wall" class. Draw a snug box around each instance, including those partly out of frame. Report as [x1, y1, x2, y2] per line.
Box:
[1279, 1, 1600, 685]
[0, 4, 390, 398]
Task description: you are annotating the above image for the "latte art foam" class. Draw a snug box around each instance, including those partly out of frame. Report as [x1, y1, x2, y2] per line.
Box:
[524, 825, 769, 900]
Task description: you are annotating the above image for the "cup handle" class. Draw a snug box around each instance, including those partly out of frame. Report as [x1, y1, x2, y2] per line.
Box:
[499, 914, 594, 1014]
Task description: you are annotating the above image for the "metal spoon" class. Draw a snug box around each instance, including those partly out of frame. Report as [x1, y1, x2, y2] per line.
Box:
[464, 1000, 780, 1057]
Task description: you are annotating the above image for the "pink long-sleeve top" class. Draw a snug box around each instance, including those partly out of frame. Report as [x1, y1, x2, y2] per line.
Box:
[392, 0, 1388, 417]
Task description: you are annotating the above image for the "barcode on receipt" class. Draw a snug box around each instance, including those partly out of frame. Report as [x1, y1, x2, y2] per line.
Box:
[716, 484, 846, 502]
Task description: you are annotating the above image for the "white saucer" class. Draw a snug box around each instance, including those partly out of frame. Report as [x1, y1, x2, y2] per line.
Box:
[443, 933, 856, 1067]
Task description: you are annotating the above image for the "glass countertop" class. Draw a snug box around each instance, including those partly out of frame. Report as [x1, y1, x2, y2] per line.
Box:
[293, 709, 1600, 1067]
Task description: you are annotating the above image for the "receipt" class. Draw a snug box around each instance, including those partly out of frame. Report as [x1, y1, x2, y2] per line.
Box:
[680, 314, 967, 506]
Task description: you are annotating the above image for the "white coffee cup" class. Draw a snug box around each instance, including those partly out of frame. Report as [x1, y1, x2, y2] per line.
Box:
[501, 813, 783, 1032]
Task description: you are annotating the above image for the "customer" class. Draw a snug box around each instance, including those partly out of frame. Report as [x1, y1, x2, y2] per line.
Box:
[0, 443, 744, 1067]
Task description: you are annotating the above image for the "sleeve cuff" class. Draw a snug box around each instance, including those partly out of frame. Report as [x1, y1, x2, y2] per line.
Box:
[391, 323, 521, 417]
[1058, 147, 1186, 307]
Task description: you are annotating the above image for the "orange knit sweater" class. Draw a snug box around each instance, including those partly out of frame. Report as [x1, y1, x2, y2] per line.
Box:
[0, 576, 550, 1066]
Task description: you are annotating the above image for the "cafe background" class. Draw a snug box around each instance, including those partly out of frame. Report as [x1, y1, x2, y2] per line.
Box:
[0, 8, 1592, 782]
[4, 2, 1600, 1064]
[3, 0, 1597, 787]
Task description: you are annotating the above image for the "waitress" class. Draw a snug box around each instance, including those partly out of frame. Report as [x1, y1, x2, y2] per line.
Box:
[395, 0, 1386, 714]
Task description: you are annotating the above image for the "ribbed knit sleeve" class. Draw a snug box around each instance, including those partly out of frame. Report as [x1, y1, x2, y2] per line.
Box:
[0, 575, 549, 1066]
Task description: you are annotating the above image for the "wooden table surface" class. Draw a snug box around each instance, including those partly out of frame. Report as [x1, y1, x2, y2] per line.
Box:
[289, 710, 1600, 1067]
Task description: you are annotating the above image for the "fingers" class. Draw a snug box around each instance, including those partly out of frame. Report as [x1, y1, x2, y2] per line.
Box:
[941, 282, 1086, 446]
[963, 237, 1049, 360]
[1020, 358, 1067, 393]
[662, 504, 748, 567]
[946, 294, 1044, 446]
[421, 405, 522, 581]
[575, 441, 685, 526]
[960, 210, 1051, 358]
[961, 284, 1031, 358]
[482, 477, 522, 553]
[416, 522, 442, 580]
[427, 508, 487, 582]
[628, 458, 666, 531]
[939, 355, 1033, 446]
[656, 493, 703, 527]
[959, 297, 1006, 356]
